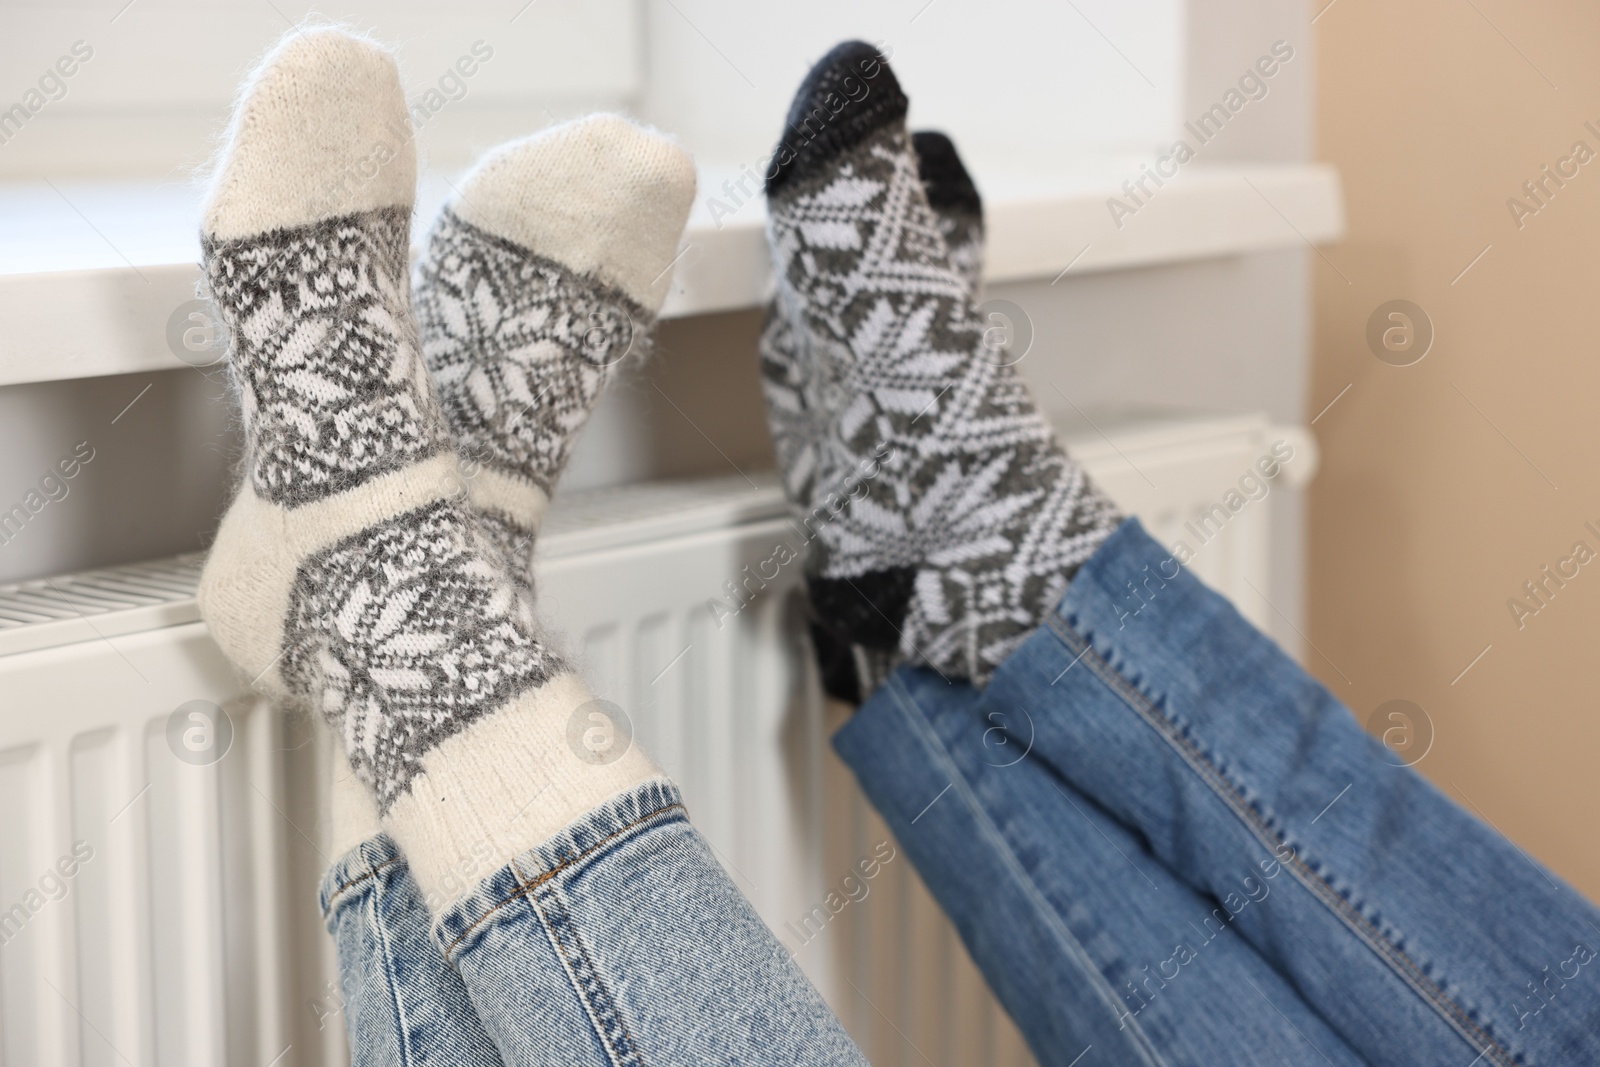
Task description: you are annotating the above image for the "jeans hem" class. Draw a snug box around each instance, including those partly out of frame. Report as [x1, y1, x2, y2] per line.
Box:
[430, 779, 684, 1067]
[318, 832, 404, 923]
[433, 776, 684, 964]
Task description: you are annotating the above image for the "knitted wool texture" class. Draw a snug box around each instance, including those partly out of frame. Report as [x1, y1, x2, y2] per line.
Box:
[413, 120, 694, 592]
[332, 119, 694, 855]
[197, 28, 691, 911]
[760, 41, 1124, 686]
[759, 129, 984, 701]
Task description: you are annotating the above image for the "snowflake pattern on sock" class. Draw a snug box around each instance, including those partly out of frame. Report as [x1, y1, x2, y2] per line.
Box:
[413, 207, 646, 587]
[469, 509, 537, 594]
[766, 128, 1123, 682]
[203, 206, 443, 508]
[759, 146, 984, 531]
[415, 208, 642, 492]
[281, 500, 559, 809]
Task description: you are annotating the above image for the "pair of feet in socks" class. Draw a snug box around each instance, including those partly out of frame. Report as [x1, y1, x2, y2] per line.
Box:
[761, 41, 1123, 699]
[197, 27, 688, 905]
[196, 30, 1120, 912]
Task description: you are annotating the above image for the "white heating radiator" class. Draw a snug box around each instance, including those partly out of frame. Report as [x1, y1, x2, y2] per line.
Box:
[0, 411, 1314, 1067]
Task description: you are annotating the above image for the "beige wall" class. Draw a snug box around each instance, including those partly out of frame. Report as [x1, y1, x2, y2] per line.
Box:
[1313, 0, 1600, 900]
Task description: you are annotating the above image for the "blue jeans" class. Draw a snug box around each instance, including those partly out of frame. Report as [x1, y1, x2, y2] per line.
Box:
[322, 516, 1600, 1065]
[835, 518, 1600, 1066]
[320, 835, 504, 1066]
[320, 780, 868, 1066]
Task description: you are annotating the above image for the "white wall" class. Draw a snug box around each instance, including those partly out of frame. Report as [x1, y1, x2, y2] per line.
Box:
[635, 0, 1184, 168]
[0, 0, 1183, 179]
[0, 0, 641, 179]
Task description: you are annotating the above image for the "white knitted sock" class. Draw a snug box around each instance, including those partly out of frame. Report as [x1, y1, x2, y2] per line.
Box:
[197, 27, 666, 914]
[327, 740, 382, 862]
[324, 116, 694, 878]
[414, 116, 695, 590]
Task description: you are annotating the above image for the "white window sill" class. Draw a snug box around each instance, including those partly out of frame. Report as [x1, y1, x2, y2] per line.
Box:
[0, 159, 1341, 389]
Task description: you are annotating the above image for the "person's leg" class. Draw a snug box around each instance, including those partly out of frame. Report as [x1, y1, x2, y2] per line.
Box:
[323, 768, 864, 1066]
[433, 779, 867, 1066]
[834, 668, 1370, 1067]
[411, 116, 681, 599]
[319, 834, 505, 1065]
[314, 110, 676, 1063]
[974, 516, 1600, 1067]
[198, 29, 868, 1066]
[318, 747, 509, 1066]
[756, 40, 1599, 1067]
[756, 42, 1364, 1063]
[318, 709, 866, 1067]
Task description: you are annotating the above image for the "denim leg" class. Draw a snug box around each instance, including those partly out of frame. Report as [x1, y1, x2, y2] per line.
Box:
[987, 516, 1600, 1067]
[319, 835, 504, 1067]
[433, 778, 869, 1067]
[835, 668, 1370, 1067]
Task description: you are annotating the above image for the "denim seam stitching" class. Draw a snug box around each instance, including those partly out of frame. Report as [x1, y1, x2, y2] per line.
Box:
[322, 855, 403, 915]
[523, 881, 646, 1067]
[883, 675, 1173, 1067]
[368, 871, 420, 1067]
[1045, 611, 1523, 1067]
[440, 802, 686, 961]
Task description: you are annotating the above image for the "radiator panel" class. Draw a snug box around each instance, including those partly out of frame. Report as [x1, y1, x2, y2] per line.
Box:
[0, 411, 1306, 1066]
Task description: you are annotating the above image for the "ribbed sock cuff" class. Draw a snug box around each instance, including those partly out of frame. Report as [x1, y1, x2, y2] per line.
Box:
[380, 672, 663, 915]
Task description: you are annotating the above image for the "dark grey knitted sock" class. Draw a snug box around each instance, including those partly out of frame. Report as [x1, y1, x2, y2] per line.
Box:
[761, 129, 984, 701]
[759, 128, 984, 537]
[910, 131, 984, 289]
[762, 41, 1124, 689]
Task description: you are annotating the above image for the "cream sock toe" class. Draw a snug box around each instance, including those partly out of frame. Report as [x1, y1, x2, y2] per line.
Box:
[203, 25, 415, 240]
[445, 114, 696, 308]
